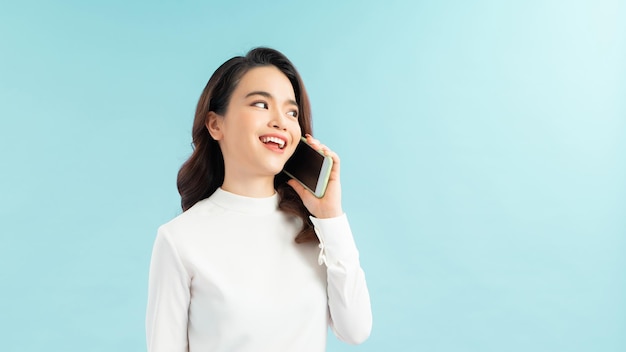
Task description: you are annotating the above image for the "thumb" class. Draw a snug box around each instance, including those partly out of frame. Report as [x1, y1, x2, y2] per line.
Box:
[287, 179, 308, 200]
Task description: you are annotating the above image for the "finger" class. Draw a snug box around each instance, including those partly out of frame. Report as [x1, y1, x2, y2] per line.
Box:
[327, 149, 340, 170]
[305, 134, 322, 150]
[315, 144, 338, 165]
[306, 136, 329, 156]
[327, 150, 341, 181]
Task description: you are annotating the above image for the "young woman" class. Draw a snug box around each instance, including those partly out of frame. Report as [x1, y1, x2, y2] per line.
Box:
[146, 47, 372, 352]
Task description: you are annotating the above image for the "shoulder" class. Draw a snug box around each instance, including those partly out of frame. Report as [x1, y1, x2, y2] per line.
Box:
[157, 197, 224, 243]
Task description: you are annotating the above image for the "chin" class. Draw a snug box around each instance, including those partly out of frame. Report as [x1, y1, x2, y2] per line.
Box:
[264, 162, 287, 177]
[270, 166, 286, 177]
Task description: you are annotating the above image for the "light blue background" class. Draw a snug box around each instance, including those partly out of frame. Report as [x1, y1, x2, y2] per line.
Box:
[1, 1, 624, 351]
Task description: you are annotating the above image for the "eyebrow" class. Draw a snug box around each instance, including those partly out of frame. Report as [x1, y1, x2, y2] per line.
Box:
[245, 91, 298, 107]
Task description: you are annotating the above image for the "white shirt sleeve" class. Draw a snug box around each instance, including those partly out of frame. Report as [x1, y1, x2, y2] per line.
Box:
[310, 214, 373, 344]
[146, 227, 191, 352]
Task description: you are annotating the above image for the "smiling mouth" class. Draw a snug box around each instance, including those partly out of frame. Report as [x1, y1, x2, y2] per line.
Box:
[260, 136, 286, 149]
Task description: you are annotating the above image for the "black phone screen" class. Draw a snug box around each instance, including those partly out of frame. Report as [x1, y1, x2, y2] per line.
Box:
[283, 140, 324, 191]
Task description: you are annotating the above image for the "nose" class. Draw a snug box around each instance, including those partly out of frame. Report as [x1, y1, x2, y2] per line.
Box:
[269, 109, 287, 130]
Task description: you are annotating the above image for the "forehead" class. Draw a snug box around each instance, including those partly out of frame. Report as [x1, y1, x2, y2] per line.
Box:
[234, 66, 295, 100]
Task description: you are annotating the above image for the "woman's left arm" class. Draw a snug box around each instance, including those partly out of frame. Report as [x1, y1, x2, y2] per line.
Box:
[309, 215, 372, 344]
[287, 135, 372, 344]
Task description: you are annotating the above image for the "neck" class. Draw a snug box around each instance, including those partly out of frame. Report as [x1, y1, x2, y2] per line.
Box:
[221, 172, 276, 198]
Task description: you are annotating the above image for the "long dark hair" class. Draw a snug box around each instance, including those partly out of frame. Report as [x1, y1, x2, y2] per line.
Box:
[177, 47, 316, 243]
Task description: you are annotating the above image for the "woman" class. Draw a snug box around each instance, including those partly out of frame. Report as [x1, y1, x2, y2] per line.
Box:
[146, 47, 372, 352]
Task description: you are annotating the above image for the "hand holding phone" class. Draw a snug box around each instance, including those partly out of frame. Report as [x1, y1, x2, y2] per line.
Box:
[285, 135, 344, 218]
[283, 136, 333, 198]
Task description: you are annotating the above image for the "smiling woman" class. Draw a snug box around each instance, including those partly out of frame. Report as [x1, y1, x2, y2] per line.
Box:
[206, 66, 302, 197]
[145, 47, 372, 352]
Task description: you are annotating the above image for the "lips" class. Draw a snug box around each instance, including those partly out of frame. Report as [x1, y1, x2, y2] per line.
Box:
[259, 135, 287, 149]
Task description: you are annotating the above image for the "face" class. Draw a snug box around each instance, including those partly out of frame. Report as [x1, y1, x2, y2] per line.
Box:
[207, 65, 302, 181]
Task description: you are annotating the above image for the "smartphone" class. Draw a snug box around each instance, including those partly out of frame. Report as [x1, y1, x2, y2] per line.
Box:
[283, 137, 333, 198]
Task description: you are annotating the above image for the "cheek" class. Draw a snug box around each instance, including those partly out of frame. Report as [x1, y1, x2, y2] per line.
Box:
[286, 144, 298, 160]
[291, 126, 302, 148]
[291, 119, 302, 135]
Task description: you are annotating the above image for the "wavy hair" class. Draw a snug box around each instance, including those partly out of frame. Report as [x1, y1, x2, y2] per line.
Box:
[177, 47, 316, 243]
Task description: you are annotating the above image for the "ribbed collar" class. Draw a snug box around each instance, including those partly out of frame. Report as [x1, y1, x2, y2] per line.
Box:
[208, 187, 280, 215]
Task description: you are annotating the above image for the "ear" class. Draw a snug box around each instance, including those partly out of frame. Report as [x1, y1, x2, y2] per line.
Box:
[206, 111, 224, 140]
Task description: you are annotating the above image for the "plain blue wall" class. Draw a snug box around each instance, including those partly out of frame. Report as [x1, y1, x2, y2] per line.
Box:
[1, 1, 624, 351]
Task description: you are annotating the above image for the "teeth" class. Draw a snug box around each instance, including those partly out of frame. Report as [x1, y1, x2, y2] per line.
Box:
[261, 136, 286, 149]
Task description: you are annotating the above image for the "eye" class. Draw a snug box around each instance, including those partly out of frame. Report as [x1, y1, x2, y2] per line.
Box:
[252, 101, 268, 109]
[287, 109, 299, 118]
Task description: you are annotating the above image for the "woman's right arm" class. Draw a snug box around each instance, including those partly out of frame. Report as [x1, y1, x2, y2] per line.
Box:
[146, 227, 191, 352]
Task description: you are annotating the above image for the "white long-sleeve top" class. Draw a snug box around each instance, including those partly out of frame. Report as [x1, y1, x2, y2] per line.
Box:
[146, 188, 372, 352]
